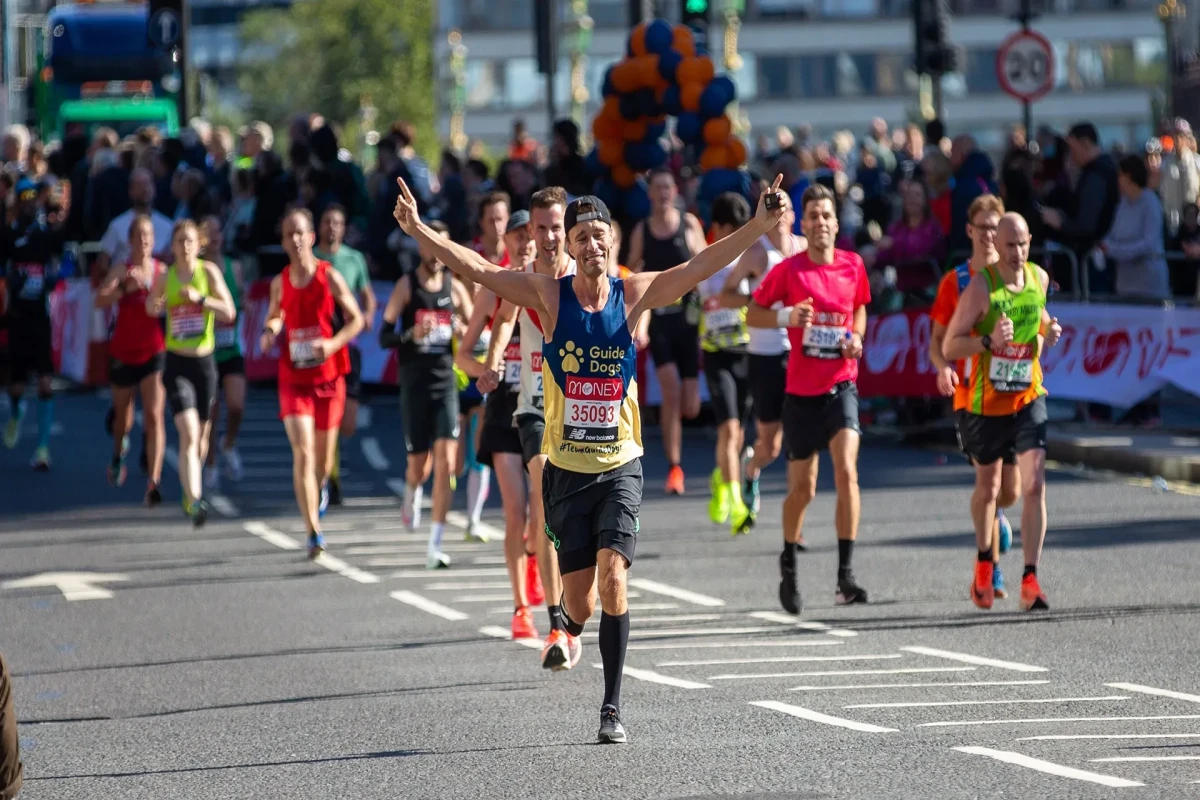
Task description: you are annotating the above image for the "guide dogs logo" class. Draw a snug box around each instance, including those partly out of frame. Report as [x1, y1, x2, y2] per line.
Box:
[560, 341, 584, 374]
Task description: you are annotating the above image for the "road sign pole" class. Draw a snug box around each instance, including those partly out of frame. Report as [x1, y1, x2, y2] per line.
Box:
[1017, 0, 1035, 137]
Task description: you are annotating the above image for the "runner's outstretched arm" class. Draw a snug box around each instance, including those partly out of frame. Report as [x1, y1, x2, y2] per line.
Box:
[943, 274, 993, 361]
[627, 176, 788, 316]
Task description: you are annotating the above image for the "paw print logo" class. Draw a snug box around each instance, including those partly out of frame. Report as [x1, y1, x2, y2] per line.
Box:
[559, 341, 584, 374]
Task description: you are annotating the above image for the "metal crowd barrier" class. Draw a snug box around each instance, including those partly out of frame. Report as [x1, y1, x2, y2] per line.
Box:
[943, 246, 1083, 301]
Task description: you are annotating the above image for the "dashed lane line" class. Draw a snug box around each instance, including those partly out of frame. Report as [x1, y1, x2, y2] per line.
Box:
[751, 701, 898, 733]
[627, 578, 725, 607]
[712, 667, 975, 681]
[1092, 756, 1200, 763]
[953, 747, 1143, 789]
[1104, 682, 1200, 704]
[845, 696, 1130, 710]
[655, 654, 901, 667]
[1019, 734, 1200, 741]
[900, 646, 1048, 673]
[629, 640, 844, 651]
[792, 680, 1051, 692]
[243, 521, 301, 551]
[241, 521, 379, 584]
[593, 664, 711, 690]
[390, 590, 468, 621]
[749, 611, 858, 638]
[923, 714, 1200, 728]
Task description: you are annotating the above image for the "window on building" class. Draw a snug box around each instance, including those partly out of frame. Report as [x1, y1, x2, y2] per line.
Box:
[732, 53, 759, 102]
[1133, 38, 1166, 87]
[796, 54, 837, 97]
[759, 55, 791, 98]
[505, 58, 541, 109]
[835, 53, 874, 96]
[964, 47, 1001, 94]
[874, 53, 914, 96]
[465, 60, 500, 109]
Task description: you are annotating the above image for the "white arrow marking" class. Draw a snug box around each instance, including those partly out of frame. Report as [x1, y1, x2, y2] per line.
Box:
[3, 572, 130, 601]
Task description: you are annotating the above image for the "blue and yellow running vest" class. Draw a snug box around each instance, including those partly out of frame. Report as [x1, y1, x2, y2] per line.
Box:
[541, 276, 643, 474]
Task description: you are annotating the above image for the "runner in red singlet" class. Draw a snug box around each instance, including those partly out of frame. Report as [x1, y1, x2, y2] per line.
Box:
[260, 209, 364, 559]
[95, 214, 167, 505]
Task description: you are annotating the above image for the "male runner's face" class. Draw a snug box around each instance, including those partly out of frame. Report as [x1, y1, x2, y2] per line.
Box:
[480, 201, 509, 248]
[282, 213, 315, 261]
[568, 220, 612, 278]
[532, 205, 565, 268]
[800, 198, 837, 250]
[968, 210, 1000, 264]
[996, 217, 1031, 273]
[319, 210, 345, 249]
[650, 173, 676, 211]
[503, 225, 535, 269]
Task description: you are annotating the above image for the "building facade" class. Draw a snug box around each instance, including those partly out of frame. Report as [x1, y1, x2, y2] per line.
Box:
[436, 0, 1170, 152]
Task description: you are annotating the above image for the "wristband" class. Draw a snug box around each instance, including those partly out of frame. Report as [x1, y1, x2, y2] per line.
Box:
[776, 307, 793, 328]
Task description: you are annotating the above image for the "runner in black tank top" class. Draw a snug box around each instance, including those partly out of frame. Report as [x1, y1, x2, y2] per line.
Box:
[379, 222, 473, 569]
[627, 168, 706, 495]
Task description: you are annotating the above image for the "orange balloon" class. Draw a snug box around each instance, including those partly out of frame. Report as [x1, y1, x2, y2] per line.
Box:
[677, 56, 715, 87]
[592, 116, 615, 142]
[611, 60, 641, 94]
[633, 55, 659, 88]
[621, 119, 647, 141]
[681, 83, 704, 113]
[700, 146, 728, 172]
[673, 25, 695, 58]
[603, 95, 621, 119]
[703, 116, 732, 146]
[612, 164, 636, 189]
[629, 23, 648, 57]
[726, 138, 747, 169]
[598, 139, 624, 168]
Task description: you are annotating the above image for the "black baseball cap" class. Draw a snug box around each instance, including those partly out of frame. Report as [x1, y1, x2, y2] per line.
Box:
[506, 209, 531, 233]
[564, 195, 612, 236]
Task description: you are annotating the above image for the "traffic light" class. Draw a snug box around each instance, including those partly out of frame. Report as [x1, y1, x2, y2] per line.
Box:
[681, 0, 710, 27]
[535, 0, 558, 75]
[913, 0, 958, 75]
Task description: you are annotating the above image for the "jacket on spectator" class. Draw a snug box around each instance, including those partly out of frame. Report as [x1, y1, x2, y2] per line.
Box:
[949, 151, 998, 255]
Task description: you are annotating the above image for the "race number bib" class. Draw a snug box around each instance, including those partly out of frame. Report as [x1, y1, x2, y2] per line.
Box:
[530, 351, 544, 408]
[18, 264, 43, 299]
[170, 303, 206, 341]
[988, 343, 1034, 392]
[504, 342, 521, 384]
[702, 296, 739, 335]
[801, 325, 846, 360]
[415, 309, 452, 353]
[563, 376, 621, 444]
[288, 326, 325, 370]
[215, 322, 238, 349]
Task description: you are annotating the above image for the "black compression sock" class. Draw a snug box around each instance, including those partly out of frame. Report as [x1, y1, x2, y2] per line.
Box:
[599, 611, 630, 709]
[1023, 565, 1037, 578]
[978, 550, 992, 563]
[782, 541, 798, 564]
[547, 605, 565, 632]
[563, 613, 585, 638]
[837, 538, 854, 575]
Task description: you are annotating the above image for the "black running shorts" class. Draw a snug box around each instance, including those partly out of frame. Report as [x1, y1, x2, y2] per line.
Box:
[216, 355, 245, 383]
[648, 311, 700, 380]
[164, 352, 218, 423]
[477, 424, 523, 468]
[956, 397, 1048, 467]
[749, 351, 788, 424]
[110, 351, 165, 389]
[781, 382, 861, 461]
[8, 326, 52, 380]
[399, 374, 459, 454]
[542, 458, 642, 575]
[517, 412, 546, 468]
[703, 349, 750, 424]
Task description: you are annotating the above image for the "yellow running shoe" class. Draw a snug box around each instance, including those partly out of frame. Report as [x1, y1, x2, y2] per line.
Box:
[708, 467, 729, 524]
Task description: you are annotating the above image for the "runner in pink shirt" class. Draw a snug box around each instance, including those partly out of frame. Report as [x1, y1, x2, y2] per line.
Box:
[747, 184, 871, 616]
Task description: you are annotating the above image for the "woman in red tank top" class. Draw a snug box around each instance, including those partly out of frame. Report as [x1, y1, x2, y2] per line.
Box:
[95, 214, 167, 505]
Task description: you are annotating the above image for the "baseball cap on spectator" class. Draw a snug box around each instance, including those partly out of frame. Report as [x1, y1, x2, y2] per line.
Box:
[506, 210, 531, 233]
[15, 178, 37, 201]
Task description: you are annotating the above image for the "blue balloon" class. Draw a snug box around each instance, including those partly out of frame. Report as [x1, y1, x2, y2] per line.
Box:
[594, 178, 620, 211]
[635, 88, 658, 118]
[584, 147, 603, 178]
[619, 93, 641, 120]
[646, 141, 667, 170]
[660, 85, 682, 117]
[712, 75, 737, 104]
[699, 168, 743, 201]
[699, 83, 731, 120]
[624, 181, 652, 221]
[601, 66, 616, 98]
[645, 19, 673, 56]
[676, 112, 702, 146]
[625, 141, 654, 171]
[646, 121, 667, 142]
[657, 50, 682, 84]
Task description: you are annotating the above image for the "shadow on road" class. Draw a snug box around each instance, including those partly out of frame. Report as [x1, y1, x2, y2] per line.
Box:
[23, 749, 428, 781]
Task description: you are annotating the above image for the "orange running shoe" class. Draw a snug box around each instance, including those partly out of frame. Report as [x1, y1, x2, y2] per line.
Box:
[1020, 573, 1049, 611]
[541, 628, 569, 669]
[525, 553, 545, 606]
[665, 465, 685, 495]
[512, 607, 538, 640]
[971, 560, 994, 610]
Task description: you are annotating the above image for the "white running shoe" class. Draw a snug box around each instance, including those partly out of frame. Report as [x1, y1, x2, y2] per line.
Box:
[221, 446, 244, 481]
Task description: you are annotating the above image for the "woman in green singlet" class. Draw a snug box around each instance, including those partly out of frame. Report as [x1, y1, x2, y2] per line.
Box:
[146, 219, 237, 527]
[201, 216, 246, 492]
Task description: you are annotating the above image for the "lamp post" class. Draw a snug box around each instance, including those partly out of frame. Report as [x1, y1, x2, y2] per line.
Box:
[447, 28, 468, 153]
[1158, 0, 1185, 120]
[567, 0, 593, 133]
[719, 0, 746, 134]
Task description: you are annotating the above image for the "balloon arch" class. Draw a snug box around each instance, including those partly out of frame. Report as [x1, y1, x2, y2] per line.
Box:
[585, 18, 749, 224]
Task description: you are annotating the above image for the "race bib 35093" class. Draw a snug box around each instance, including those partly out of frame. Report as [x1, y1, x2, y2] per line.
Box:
[563, 375, 621, 443]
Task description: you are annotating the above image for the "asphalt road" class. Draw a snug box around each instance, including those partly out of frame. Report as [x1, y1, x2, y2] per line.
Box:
[3, 387, 1200, 799]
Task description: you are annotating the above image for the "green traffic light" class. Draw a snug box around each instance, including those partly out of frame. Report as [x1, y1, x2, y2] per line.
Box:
[685, 0, 709, 12]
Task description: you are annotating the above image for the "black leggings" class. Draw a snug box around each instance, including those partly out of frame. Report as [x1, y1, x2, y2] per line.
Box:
[164, 352, 218, 423]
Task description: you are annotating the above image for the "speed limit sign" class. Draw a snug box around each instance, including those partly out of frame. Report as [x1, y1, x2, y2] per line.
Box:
[996, 30, 1055, 102]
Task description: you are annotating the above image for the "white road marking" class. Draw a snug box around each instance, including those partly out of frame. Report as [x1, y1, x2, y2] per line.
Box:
[313, 553, 381, 584]
[208, 495, 239, 517]
[454, 595, 519, 603]
[356, 405, 373, 430]
[1019, 734, 1200, 741]
[638, 614, 724, 623]
[385, 478, 432, 509]
[392, 568, 507, 579]
[424, 581, 523, 591]
[580, 626, 798, 639]
[390, 590, 468, 621]
[924, 714, 1200, 728]
[846, 696, 1130, 710]
[714, 667, 975, 681]
[592, 664, 711, 690]
[657, 654, 902, 668]
[445, 510, 503, 540]
[901, 646, 1048, 673]
[1105, 683, 1200, 704]
[627, 578, 725, 607]
[341, 496, 399, 508]
[2, 572, 129, 602]
[751, 701, 898, 733]
[339, 542, 490, 555]
[479, 625, 543, 649]
[367, 555, 506, 568]
[1091, 756, 1200, 763]
[749, 611, 858, 637]
[361, 437, 389, 471]
[629, 640, 843, 651]
[792, 680, 1051, 692]
[243, 521, 302, 551]
[953, 747, 1143, 788]
[627, 602, 678, 611]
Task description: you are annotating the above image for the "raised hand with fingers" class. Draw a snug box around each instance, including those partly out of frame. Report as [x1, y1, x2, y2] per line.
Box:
[755, 174, 790, 228]
[392, 177, 420, 235]
[1045, 316, 1062, 348]
[790, 297, 815, 328]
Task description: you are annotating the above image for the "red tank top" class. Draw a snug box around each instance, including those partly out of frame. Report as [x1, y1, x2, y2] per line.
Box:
[109, 260, 165, 365]
[278, 260, 350, 386]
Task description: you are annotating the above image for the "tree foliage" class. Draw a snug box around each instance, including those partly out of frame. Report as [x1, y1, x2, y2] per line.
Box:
[236, 0, 436, 159]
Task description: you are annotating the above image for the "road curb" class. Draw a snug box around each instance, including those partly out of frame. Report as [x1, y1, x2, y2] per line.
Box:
[1047, 434, 1200, 483]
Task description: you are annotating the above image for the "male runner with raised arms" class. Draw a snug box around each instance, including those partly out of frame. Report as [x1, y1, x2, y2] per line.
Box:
[943, 213, 1061, 611]
[625, 169, 707, 495]
[478, 186, 578, 670]
[314, 204, 377, 507]
[261, 209, 364, 559]
[395, 175, 789, 744]
[929, 194, 1014, 600]
[379, 221, 473, 569]
[721, 201, 805, 518]
[746, 184, 870, 615]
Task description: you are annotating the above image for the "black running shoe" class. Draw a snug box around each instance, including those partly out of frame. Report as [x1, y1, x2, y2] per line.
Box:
[598, 705, 627, 744]
[192, 499, 208, 528]
[328, 477, 343, 506]
[835, 572, 869, 605]
[145, 482, 163, 508]
[779, 552, 802, 615]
